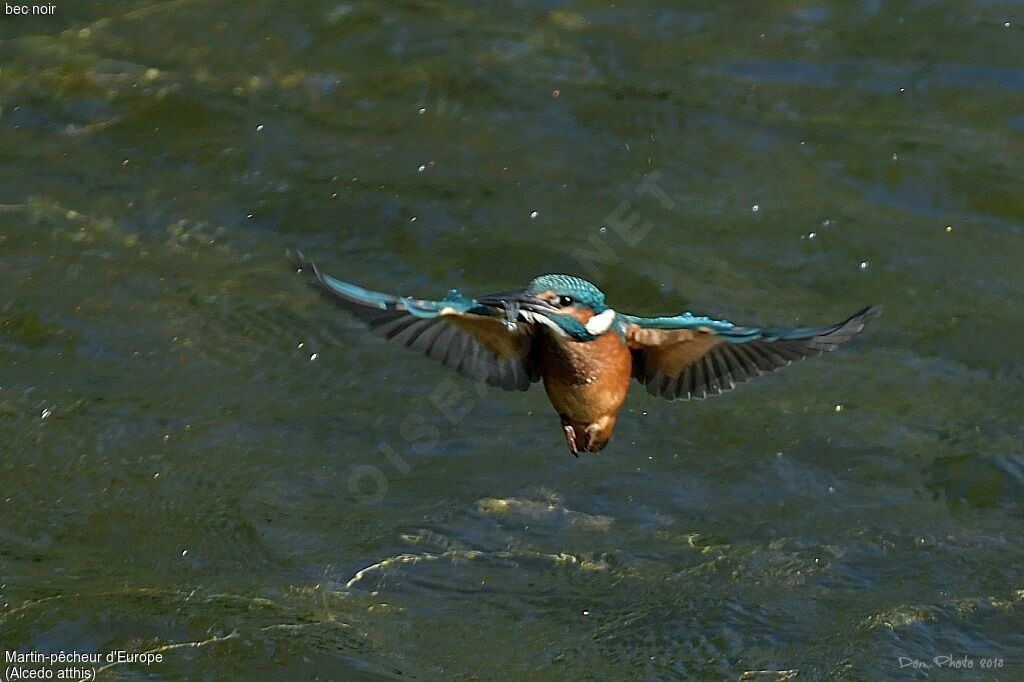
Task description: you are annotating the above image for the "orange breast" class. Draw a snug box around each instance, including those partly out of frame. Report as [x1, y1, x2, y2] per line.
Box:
[539, 330, 633, 423]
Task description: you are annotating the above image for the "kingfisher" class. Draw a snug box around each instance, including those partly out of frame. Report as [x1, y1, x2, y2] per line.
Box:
[290, 252, 881, 455]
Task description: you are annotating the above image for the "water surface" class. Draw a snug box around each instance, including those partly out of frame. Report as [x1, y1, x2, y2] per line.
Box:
[1, 1, 1023, 679]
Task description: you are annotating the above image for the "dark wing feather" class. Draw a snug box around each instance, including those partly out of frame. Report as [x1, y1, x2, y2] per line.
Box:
[625, 306, 881, 401]
[290, 251, 540, 391]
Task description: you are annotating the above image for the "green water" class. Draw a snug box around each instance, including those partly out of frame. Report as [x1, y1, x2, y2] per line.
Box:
[1, 1, 1023, 679]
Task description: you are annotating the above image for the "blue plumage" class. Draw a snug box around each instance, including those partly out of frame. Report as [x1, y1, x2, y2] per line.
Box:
[616, 311, 736, 334]
[320, 272, 398, 310]
[527, 274, 607, 313]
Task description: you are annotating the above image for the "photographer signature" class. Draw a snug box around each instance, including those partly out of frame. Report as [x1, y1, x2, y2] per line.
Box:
[898, 655, 1004, 670]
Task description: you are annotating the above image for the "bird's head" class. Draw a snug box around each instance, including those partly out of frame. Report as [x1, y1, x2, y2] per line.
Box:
[525, 274, 607, 313]
[479, 274, 615, 340]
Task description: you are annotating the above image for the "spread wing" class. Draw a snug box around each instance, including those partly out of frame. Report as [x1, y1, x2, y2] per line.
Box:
[289, 251, 540, 391]
[622, 306, 881, 400]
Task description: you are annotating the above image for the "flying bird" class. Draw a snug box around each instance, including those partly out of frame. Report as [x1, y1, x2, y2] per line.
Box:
[290, 252, 880, 455]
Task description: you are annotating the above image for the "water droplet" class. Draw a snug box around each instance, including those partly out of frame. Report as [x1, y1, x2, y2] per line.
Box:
[598, 226, 607, 235]
[1004, 22, 1011, 28]
[834, 404, 843, 413]
[256, 124, 264, 132]
[310, 353, 318, 361]
[828, 486, 836, 493]
[891, 153, 898, 160]
[418, 165, 426, 172]
[418, 107, 426, 114]
[181, 549, 189, 556]
[945, 225, 953, 233]
[751, 204, 760, 212]
[552, 89, 560, 97]
[808, 232, 816, 239]
[859, 261, 868, 269]
[530, 211, 539, 219]
[582, 610, 590, 616]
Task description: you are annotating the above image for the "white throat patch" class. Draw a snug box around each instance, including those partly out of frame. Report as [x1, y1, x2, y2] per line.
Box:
[584, 308, 617, 335]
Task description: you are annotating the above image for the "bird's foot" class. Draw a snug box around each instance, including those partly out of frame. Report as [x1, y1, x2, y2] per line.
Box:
[583, 423, 611, 452]
[560, 416, 579, 457]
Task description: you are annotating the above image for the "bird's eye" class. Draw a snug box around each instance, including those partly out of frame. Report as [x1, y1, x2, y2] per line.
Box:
[558, 295, 574, 307]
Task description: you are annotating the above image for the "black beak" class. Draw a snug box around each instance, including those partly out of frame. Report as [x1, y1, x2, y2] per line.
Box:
[477, 290, 555, 313]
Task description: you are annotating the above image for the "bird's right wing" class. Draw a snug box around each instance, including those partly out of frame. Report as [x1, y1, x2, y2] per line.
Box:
[290, 251, 541, 391]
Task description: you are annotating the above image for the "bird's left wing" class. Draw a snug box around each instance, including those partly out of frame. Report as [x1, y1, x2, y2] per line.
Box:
[290, 252, 540, 391]
[620, 306, 881, 400]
